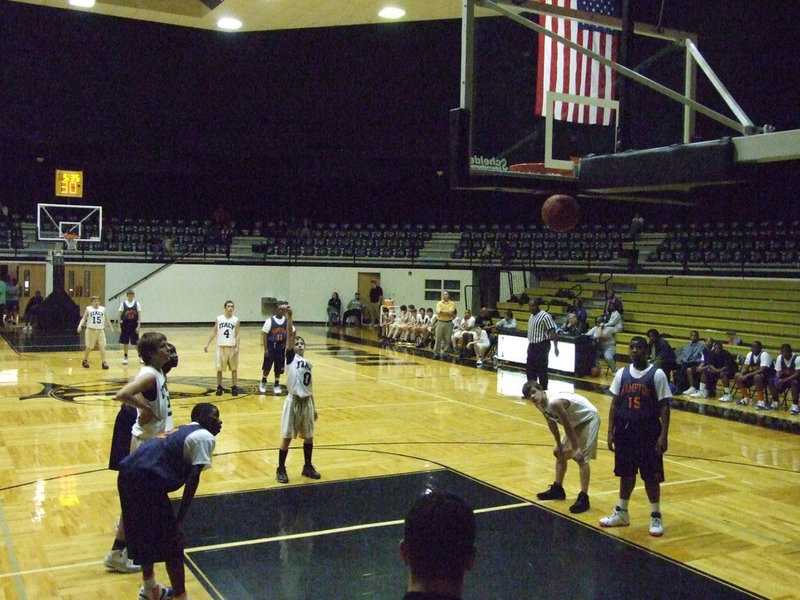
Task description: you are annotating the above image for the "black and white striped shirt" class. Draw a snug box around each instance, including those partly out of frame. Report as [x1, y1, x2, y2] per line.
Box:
[527, 310, 556, 344]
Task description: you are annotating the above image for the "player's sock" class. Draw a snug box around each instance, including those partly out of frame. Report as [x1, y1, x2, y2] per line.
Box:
[142, 574, 157, 591]
[278, 449, 288, 468]
[303, 442, 313, 465]
[111, 538, 126, 551]
[724, 387, 731, 394]
[698, 383, 706, 392]
[618, 498, 630, 511]
[649, 502, 660, 514]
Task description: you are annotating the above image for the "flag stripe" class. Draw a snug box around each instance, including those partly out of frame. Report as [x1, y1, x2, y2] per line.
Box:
[535, 0, 618, 126]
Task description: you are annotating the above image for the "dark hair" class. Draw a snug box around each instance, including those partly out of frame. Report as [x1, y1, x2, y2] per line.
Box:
[521, 380, 543, 399]
[191, 402, 219, 423]
[646, 328, 660, 337]
[404, 492, 475, 580]
[630, 335, 648, 349]
[137, 332, 166, 365]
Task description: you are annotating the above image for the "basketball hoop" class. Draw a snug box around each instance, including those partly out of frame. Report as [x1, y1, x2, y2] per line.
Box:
[63, 232, 80, 251]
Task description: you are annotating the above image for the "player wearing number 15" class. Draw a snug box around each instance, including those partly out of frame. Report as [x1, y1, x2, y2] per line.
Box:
[600, 336, 672, 537]
[77, 295, 115, 369]
[275, 305, 321, 484]
[204, 300, 241, 396]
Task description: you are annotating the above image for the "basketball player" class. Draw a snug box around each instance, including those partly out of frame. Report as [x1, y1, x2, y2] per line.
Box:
[276, 305, 321, 484]
[118, 289, 142, 365]
[260, 303, 292, 395]
[523, 381, 599, 514]
[204, 300, 241, 396]
[77, 295, 115, 369]
[600, 336, 672, 537]
[105, 334, 175, 574]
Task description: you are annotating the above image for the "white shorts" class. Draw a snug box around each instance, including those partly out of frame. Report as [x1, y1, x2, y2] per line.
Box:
[560, 413, 601, 463]
[280, 395, 315, 440]
[215, 346, 238, 372]
[85, 328, 106, 350]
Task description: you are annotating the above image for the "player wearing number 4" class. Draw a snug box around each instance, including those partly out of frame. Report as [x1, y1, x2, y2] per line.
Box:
[275, 305, 321, 484]
[77, 295, 115, 369]
[204, 300, 241, 396]
[601, 336, 672, 537]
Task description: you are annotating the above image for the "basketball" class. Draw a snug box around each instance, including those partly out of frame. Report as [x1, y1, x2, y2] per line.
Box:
[542, 194, 580, 231]
[590, 366, 601, 378]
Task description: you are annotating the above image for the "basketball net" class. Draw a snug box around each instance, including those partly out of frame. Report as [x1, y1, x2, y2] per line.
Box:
[63, 232, 80, 251]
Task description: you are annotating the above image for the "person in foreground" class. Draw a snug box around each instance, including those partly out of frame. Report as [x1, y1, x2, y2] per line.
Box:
[523, 381, 600, 514]
[118, 402, 222, 600]
[600, 336, 671, 537]
[400, 492, 476, 600]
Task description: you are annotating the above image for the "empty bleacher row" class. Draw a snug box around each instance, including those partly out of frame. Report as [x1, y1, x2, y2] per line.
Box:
[647, 219, 800, 266]
[453, 222, 625, 263]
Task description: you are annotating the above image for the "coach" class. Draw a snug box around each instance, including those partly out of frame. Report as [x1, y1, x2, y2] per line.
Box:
[526, 297, 559, 389]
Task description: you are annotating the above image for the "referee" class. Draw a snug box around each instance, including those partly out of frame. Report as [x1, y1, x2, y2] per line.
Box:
[527, 297, 559, 389]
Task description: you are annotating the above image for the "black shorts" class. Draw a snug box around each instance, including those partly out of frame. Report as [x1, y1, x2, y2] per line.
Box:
[262, 341, 287, 375]
[118, 469, 183, 564]
[119, 323, 139, 345]
[612, 417, 665, 483]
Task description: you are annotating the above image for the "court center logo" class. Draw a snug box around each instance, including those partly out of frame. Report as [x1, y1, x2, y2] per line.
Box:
[21, 376, 226, 404]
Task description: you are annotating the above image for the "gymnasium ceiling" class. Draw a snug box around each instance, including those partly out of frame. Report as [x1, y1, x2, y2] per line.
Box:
[9, 0, 492, 31]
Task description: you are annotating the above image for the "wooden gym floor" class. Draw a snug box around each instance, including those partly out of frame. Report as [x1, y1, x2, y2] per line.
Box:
[0, 323, 798, 599]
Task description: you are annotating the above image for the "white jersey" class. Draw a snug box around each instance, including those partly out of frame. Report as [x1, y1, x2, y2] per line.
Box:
[215, 314, 239, 347]
[130, 366, 173, 440]
[538, 392, 598, 427]
[285, 350, 312, 398]
[85, 305, 107, 330]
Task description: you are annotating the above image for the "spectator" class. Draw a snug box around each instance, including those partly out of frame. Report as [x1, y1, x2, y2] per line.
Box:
[326, 292, 341, 326]
[473, 306, 493, 334]
[586, 311, 623, 373]
[646, 329, 676, 377]
[769, 343, 799, 413]
[341, 292, 364, 326]
[493, 309, 517, 333]
[466, 325, 491, 366]
[691, 340, 736, 402]
[674, 330, 706, 395]
[734, 340, 773, 408]
[558, 312, 582, 337]
[603, 289, 623, 320]
[400, 492, 476, 600]
[366, 279, 384, 326]
[571, 298, 588, 332]
[452, 308, 475, 353]
[5, 278, 20, 325]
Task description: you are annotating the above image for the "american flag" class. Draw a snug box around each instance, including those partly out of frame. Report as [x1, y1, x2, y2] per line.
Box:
[535, 0, 619, 125]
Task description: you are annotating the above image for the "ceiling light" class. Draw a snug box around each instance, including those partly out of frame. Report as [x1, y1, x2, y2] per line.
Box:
[378, 6, 406, 19]
[68, 0, 96, 7]
[217, 17, 243, 30]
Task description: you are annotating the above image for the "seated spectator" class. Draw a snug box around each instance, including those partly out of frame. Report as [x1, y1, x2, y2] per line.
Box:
[417, 308, 436, 349]
[603, 289, 623, 320]
[558, 312, 582, 337]
[466, 325, 491, 366]
[692, 340, 736, 401]
[734, 340, 773, 408]
[770, 343, 800, 414]
[586, 311, 623, 373]
[646, 329, 676, 376]
[342, 292, 364, 326]
[492, 309, 518, 333]
[570, 298, 588, 332]
[379, 305, 396, 339]
[388, 305, 412, 342]
[674, 330, 706, 395]
[452, 309, 476, 353]
[473, 306, 493, 333]
[326, 292, 341, 326]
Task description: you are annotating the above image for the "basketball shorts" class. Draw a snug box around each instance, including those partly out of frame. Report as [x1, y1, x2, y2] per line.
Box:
[560, 413, 601, 464]
[280, 395, 315, 440]
[216, 346, 238, 372]
[85, 328, 106, 350]
[119, 323, 139, 345]
[612, 417, 665, 482]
